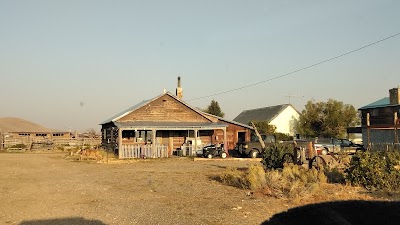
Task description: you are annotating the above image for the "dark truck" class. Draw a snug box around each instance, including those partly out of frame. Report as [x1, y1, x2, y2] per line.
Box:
[235, 134, 276, 158]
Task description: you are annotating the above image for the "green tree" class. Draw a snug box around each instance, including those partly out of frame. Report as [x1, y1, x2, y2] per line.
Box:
[204, 100, 225, 117]
[251, 121, 291, 141]
[296, 99, 358, 138]
[250, 120, 276, 135]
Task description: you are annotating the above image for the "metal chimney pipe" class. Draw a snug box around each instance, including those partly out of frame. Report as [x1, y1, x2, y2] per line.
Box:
[176, 76, 183, 99]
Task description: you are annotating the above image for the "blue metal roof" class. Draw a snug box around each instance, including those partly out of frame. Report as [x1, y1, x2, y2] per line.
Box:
[359, 97, 390, 110]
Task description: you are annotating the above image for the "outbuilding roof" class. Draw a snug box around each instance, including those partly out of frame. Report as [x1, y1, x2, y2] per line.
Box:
[233, 104, 295, 125]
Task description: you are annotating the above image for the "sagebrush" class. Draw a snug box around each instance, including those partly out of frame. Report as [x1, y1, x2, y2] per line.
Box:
[346, 150, 400, 191]
[220, 164, 326, 199]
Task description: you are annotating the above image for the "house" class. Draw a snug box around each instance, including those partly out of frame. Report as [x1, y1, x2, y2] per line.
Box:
[100, 79, 253, 159]
[359, 87, 400, 145]
[233, 104, 300, 136]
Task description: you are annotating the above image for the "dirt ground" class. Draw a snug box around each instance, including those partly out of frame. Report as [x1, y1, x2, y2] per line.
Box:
[0, 152, 378, 225]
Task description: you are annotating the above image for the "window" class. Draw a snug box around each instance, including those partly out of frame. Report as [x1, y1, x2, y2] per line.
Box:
[122, 130, 136, 139]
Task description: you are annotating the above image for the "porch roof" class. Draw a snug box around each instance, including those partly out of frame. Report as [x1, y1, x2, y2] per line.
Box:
[114, 121, 228, 130]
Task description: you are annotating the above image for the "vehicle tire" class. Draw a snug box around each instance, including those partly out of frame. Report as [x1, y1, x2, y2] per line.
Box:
[220, 152, 227, 159]
[207, 153, 213, 159]
[282, 153, 295, 165]
[356, 147, 366, 153]
[249, 150, 258, 158]
[309, 156, 327, 170]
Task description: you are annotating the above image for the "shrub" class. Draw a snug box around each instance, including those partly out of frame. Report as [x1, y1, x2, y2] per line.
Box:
[265, 164, 326, 198]
[220, 167, 247, 189]
[346, 150, 400, 191]
[325, 168, 346, 184]
[9, 144, 26, 149]
[220, 164, 267, 190]
[261, 143, 294, 169]
[245, 164, 267, 190]
[274, 132, 292, 142]
[220, 164, 326, 199]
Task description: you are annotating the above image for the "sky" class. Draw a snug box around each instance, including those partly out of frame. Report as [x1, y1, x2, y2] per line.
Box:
[0, 0, 399, 132]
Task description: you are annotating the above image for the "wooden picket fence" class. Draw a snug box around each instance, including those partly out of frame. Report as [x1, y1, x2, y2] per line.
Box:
[119, 144, 168, 159]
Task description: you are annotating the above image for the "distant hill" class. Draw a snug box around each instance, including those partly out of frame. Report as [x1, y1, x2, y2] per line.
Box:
[0, 117, 55, 133]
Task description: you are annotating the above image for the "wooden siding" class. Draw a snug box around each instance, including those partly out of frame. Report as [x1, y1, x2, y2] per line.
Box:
[118, 95, 210, 123]
[361, 106, 400, 128]
[214, 122, 251, 150]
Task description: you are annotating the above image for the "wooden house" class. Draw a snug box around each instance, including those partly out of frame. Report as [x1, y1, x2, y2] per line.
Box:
[233, 104, 300, 136]
[359, 87, 400, 145]
[100, 91, 252, 159]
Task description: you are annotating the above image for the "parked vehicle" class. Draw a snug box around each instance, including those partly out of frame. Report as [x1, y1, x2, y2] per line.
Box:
[314, 138, 365, 155]
[235, 134, 276, 158]
[201, 144, 227, 158]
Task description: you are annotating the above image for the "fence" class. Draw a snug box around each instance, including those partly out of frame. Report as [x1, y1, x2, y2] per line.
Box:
[368, 143, 400, 151]
[2, 137, 101, 150]
[120, 144, 168, 159]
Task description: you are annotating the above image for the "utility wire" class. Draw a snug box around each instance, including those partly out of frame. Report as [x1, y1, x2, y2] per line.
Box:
[187, 32, 400, 101]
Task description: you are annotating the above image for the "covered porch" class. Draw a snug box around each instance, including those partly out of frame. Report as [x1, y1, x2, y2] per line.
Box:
[115, 121, 228, 159]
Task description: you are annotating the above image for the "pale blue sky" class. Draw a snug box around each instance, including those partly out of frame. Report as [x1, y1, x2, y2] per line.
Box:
[1, 0, 399, 132]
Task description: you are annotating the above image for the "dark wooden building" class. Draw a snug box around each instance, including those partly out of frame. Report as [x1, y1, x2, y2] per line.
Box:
[100, 91, 252, 158]
[359, 87, 400, 145]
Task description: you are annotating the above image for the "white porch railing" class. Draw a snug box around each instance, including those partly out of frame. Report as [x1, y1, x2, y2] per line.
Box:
[120, 144, 168, 159]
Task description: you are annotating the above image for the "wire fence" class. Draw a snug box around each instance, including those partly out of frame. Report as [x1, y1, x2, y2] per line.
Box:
[367, 143, 400, 152]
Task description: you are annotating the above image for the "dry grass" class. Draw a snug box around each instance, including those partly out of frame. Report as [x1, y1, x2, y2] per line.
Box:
[221, 164, 328, 200]
[219, 166, 248, 189]
[264, 165, 327, 199]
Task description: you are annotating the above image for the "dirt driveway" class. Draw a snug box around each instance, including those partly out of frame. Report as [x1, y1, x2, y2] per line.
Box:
[0, 153, 372, 225]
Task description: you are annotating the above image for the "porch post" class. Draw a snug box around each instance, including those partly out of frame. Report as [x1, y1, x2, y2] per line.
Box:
[118, 128, 123, 159]
[223, 127, 227, 153]
[194, 129, 198, 156]
[152, 129, 156, 157]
